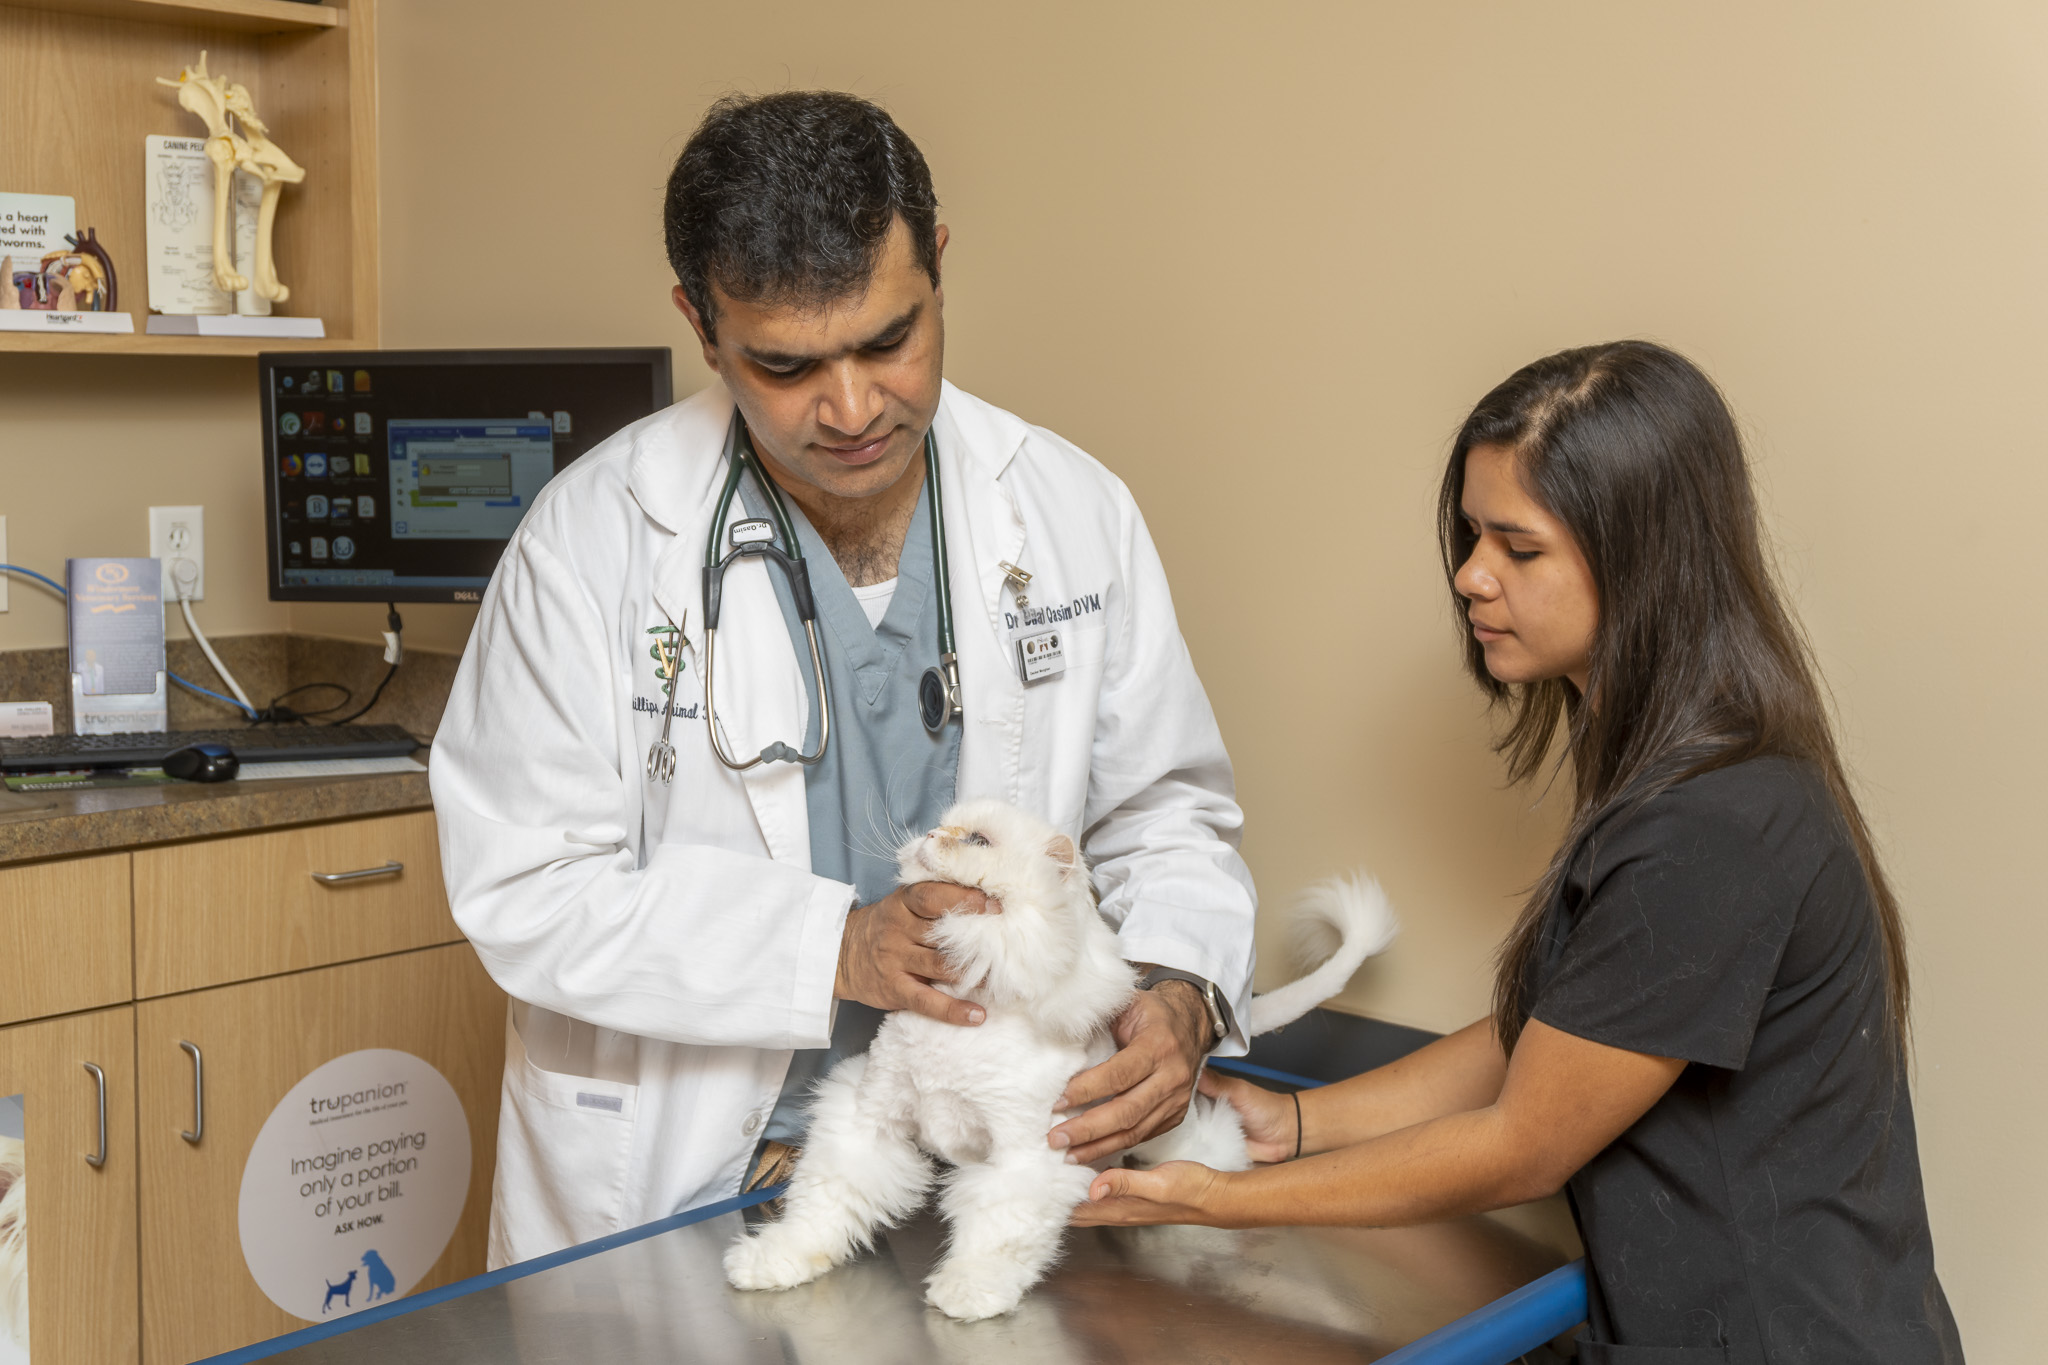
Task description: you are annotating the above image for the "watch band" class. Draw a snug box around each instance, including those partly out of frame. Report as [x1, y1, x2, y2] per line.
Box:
[1136, 967, 1231, 1048]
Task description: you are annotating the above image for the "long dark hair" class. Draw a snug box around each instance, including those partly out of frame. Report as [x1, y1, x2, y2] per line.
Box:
[1438, 341, 1910, 1054]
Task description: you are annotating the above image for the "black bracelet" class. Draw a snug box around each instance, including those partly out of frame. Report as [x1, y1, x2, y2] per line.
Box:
[1292, 1090, 1303, 1160]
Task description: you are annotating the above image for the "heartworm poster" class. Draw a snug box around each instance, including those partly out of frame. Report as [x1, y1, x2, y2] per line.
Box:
[1, 1093, 27, 1365]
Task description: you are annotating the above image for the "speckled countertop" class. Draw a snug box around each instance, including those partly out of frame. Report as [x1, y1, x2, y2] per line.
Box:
[0, 766, 433, 865]
[0, 633, 454, 865]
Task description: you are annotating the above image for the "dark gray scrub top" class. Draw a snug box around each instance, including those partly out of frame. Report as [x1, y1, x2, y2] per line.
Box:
[1527, 756, 1961, 1364]
[734, 458, 962, 1144]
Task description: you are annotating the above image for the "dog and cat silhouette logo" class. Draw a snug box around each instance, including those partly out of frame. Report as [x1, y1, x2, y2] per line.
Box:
[320, 1249, 396, 1313]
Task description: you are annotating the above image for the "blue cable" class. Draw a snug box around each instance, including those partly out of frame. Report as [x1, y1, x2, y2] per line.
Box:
[1, 562, 258, 720]
[168, 674, 256, 717]
[0, 563, 66, 597]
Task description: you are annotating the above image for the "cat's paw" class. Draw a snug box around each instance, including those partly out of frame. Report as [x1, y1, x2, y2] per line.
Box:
[724, 1231, 836, 1292]
[924, 1261, 1028, 1321]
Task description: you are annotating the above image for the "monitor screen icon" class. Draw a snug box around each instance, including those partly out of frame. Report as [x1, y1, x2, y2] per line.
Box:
[261, 349, 671, 604]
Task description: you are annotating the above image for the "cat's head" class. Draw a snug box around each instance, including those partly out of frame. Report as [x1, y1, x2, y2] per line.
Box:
[898, 799, 1133, 1031]
[899, 798, 1085, 910]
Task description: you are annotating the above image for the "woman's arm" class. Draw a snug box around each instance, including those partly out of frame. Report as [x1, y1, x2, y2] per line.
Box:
[1203, 1017, 1510, 1163]
[1074, 1019, 1684, 1228]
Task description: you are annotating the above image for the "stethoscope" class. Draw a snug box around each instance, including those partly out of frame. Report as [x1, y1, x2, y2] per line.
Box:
[645, 422, 961, 782]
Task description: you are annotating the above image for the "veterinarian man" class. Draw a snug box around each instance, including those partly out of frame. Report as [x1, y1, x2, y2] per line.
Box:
[431, 91, 1258, 1266]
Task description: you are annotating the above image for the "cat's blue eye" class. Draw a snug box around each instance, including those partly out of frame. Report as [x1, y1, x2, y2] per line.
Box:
[965, 832, 991, 846]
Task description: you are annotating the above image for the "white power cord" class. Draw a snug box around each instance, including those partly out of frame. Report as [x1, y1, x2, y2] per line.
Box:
[173, 561, 254, 713]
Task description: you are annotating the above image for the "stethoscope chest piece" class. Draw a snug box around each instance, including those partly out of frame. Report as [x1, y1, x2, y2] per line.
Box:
[919, 656, 961, 734]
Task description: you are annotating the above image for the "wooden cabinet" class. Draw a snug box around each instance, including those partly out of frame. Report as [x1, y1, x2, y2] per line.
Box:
[133, 810, 456, 996]
[0, 1005, 140, 1365]
[135, 942, 504, 1365]
[0, 852, 132, 1026]
[0, 808, 505, 1362]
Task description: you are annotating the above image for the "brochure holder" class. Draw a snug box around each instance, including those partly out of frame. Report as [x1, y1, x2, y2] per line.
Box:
[66, 557, 169, 736]
[70, 671, 168, 736]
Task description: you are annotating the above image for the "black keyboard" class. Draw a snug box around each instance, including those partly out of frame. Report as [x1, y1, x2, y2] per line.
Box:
[0, 724, 420, 773]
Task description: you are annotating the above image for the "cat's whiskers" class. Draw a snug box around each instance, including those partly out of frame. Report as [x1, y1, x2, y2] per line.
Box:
[846, 792, 907, 867]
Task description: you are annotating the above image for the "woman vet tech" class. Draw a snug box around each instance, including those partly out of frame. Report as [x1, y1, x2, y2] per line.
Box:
[1078, 342, 1963, 1363]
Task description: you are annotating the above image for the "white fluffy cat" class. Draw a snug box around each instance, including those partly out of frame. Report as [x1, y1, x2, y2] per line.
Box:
[723, 798, 1397, 1321]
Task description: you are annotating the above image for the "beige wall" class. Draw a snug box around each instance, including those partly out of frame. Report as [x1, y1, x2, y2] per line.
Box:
[7, 0, 2040, 1349]
[0, 354, 483, 654]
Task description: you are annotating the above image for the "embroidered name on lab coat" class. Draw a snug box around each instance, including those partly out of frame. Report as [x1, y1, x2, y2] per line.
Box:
[1003, 591, 1103, 632]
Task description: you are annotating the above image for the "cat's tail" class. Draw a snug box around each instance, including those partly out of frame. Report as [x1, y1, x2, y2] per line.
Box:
[1244, 873, 1399, 1036]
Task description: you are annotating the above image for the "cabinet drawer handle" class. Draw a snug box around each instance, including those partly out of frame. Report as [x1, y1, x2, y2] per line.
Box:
[311, 861, 404, 885]
[179, 1040, 204, 1144]
[83, 1062, 107, 1168]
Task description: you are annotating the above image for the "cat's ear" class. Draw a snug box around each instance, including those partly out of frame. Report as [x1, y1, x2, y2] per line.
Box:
[1045, 833, 1080, 883]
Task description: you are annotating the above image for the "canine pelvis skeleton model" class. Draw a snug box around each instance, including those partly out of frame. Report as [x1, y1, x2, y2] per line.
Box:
[157, 52, 306, 304]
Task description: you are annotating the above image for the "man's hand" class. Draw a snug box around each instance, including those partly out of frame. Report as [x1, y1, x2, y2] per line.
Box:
[835, 882, 999, 1028]
[1048, 979, 1212, 1163]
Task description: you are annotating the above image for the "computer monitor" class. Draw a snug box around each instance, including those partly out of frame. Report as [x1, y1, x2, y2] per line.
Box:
[260, 348, 673, 604]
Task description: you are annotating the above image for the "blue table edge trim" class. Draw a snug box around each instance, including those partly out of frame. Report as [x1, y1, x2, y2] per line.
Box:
[1205, 1056, 1325, 1090]
[1376, 1258, 1589, 1365]
[200, 1057, 1586, 1365]
[191, 1182, 789, 1364]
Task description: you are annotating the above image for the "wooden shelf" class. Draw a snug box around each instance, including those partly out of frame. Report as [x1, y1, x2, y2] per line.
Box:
[0, 328, 364, 356]
[0, 0, 377, 354]
[1, 0, 338, 36]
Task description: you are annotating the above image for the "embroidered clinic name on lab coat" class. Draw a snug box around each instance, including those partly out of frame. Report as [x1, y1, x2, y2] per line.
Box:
[637, 621, 701, 718]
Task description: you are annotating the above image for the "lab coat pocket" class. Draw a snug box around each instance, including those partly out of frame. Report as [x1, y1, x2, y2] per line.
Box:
[488, 1018, 640, 1267]
[1576, 1342, 1730, 1363]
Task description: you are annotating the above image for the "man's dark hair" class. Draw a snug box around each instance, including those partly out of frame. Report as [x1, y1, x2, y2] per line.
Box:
[664, 91, 941, 342]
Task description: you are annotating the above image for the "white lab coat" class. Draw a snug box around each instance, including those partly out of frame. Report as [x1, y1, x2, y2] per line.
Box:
[431, 379, 1258, 1268]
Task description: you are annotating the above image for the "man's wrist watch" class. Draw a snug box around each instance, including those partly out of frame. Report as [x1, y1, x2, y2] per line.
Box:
[1136, 967, 1231, 1049]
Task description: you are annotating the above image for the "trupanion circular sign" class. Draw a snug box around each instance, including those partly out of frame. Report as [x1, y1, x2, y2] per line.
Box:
[238, 1049, 471, 1321]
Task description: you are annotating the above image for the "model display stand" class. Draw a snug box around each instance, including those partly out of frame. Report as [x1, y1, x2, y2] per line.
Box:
[0, 0, 377, 356]
[1, 229, 137, 333]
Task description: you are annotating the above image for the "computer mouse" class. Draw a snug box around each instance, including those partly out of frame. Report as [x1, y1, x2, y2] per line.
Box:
[164, 743, 240, 783]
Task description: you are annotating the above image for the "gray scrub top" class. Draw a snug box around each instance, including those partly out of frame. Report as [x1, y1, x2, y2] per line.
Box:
[735, 457, 962, 1144]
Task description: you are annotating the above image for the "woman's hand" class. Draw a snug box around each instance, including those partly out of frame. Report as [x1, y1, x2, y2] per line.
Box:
[1070, 1160, 1229, 1227]
[1199, 1070, 1301, 1163]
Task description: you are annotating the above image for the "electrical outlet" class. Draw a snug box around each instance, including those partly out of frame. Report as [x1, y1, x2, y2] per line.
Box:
[0, 514, 9, 612]
[149, 505, 205, 602]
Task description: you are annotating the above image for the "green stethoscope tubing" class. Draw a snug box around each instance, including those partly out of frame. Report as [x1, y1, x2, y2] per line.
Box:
[698, 424, 959, 773]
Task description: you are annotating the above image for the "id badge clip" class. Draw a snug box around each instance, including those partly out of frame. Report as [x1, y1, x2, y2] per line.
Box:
[1001, 561, 1067, 684]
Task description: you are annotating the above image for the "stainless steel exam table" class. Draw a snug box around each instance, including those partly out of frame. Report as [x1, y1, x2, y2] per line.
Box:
[196, 1055, 1589, 1365]
[206, 1194, 1586, 1365]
